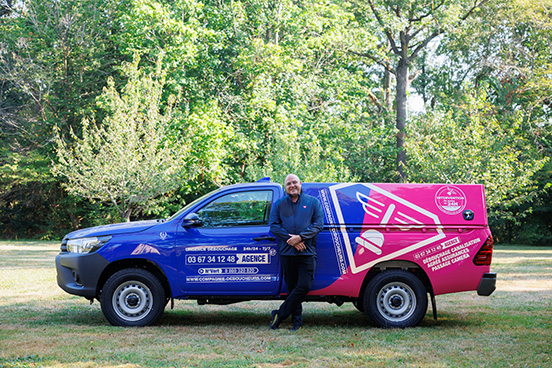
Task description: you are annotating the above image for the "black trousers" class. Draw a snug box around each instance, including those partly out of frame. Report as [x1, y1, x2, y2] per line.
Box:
[277, 255, 316, 326]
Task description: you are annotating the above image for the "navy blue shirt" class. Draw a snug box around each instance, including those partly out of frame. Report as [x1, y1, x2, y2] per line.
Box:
[269, 192, 324, 256]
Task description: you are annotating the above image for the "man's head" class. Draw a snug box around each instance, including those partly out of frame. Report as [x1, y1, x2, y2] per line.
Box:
[285, 174, 302, 200]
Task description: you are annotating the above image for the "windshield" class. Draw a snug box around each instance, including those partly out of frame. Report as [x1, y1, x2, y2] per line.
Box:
[167, 188, 222, 222]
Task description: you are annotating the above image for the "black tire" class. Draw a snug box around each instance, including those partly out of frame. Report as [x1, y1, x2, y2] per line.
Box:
[353, 298, 365, 313]
[100, 268, 166, 327]
[363, 270, 427, 328]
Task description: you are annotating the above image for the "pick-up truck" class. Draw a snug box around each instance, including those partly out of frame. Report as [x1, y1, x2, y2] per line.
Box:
[56, 178, 496, 328]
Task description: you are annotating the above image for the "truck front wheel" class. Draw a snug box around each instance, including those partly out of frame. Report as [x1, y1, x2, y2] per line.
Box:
[100, 268, 166, 327]
[363, 270, 427, 328]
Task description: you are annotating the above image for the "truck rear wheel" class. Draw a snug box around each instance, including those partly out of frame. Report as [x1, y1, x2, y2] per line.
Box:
[353, 299, 365, 313]
[363, 270, 427, 328]
[100, 268, 166, 327]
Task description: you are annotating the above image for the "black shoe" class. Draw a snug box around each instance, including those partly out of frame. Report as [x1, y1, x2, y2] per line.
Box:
[289, 325, 302, 332]
[270, 310, 281, 330]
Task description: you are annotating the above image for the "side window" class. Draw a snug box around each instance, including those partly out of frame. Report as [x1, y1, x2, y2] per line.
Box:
[197, 190, 273, 228]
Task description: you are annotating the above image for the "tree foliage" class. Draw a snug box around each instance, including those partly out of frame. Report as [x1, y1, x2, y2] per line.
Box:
[345, 0, 492, 180]
[0, 0, 550, 243]
[54, 57, 189, 222]
[410, 0, 552, 243]
[406, 89, 548, 213]
[0, 0, 123, 236]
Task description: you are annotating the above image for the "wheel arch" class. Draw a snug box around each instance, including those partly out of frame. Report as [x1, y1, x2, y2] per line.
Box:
[357, 260, 433, 301]
[96, 258, 172, 301]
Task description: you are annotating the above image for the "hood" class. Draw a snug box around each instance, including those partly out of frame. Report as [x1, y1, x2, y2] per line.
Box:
[64, 220, 160, 239]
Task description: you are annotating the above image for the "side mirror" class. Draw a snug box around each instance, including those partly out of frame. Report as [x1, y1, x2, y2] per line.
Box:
[182, 213, 203, 228]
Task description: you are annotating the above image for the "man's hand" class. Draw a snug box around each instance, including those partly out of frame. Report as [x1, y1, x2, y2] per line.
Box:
[287, 234, 302, 246]
[287, 234, 305, 252]
[294, 242, 306, 252]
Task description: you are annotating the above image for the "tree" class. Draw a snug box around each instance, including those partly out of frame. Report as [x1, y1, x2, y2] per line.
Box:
[0, 0, 124, 236]
[53, 57, 189, 222]
[406, 89, 547, 212]
[204, 0, 389, 184]
[347, 0, 491, 181]
[411, 0, 552, 243]
[2, 0, 550, 242]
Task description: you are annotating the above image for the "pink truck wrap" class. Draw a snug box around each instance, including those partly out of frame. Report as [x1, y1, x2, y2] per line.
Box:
[301, 182, 495, 327]
[305, 183, 493, 295]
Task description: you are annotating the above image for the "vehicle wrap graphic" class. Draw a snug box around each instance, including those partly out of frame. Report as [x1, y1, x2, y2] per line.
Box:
[327, 183, 446, 274]
[314, 183, 448, 278]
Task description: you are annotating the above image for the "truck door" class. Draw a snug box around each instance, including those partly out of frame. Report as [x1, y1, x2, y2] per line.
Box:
[176, 188, 281, 296]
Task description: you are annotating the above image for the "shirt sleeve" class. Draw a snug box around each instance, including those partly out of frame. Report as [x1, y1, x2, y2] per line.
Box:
[269, 200, 290, 241]
[298, 198, 324, 240]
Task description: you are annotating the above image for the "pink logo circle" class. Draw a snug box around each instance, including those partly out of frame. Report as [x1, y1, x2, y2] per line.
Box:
[435, 186, 467, 215]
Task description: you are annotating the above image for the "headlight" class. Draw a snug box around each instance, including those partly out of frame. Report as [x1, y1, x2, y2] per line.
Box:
[66, 236, 111, 254]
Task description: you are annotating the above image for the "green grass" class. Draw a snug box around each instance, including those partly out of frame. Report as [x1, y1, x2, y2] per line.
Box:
[1, 241, 551, 367]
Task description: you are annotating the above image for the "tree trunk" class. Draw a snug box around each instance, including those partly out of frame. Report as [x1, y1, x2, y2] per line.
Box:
[382, 64, 392, 127]
[122, 210, 132, 223]
[384, 67, 391, 111]
[395, 57, 409, 182]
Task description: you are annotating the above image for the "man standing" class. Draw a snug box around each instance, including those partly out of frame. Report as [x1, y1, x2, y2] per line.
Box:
[269, 174, 324, 331]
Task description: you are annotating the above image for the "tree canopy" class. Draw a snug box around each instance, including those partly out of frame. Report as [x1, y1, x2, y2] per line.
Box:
[1, 0, 551, 244]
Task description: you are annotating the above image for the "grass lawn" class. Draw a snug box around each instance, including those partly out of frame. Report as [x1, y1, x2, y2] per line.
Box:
[0, 240, 550, 367]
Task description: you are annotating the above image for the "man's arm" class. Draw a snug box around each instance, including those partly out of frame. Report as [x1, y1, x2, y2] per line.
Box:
[298, 198, 324, 240]
[269, 201, 290, 242]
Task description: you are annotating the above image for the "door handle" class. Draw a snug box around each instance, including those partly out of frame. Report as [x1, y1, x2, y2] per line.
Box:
[253, 235, 276, 242]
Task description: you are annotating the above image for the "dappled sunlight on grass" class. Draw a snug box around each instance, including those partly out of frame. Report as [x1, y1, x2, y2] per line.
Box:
[0, 242, 60, 269]
[497, 278, 552, 292]
[0, 357, 142, 368]
[0, 241, 551, 367]
[493, 247, 552, 258]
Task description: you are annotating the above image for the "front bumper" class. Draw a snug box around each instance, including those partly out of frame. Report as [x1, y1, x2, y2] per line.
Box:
[477, 272, 497, 296]
[55, 252, 110, 299]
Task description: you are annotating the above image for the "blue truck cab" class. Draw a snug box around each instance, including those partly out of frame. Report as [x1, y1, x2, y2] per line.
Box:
[56, 178, 496, 328]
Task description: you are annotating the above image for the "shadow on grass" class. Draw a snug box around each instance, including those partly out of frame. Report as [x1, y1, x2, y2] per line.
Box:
[158, 305, 478, 330]
[160, 307, 370, 329]
[1, 300, 484, 331]
[0, 302, 107, 328]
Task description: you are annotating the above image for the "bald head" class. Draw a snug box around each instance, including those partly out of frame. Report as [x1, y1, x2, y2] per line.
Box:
[285, 174, 302, 201]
